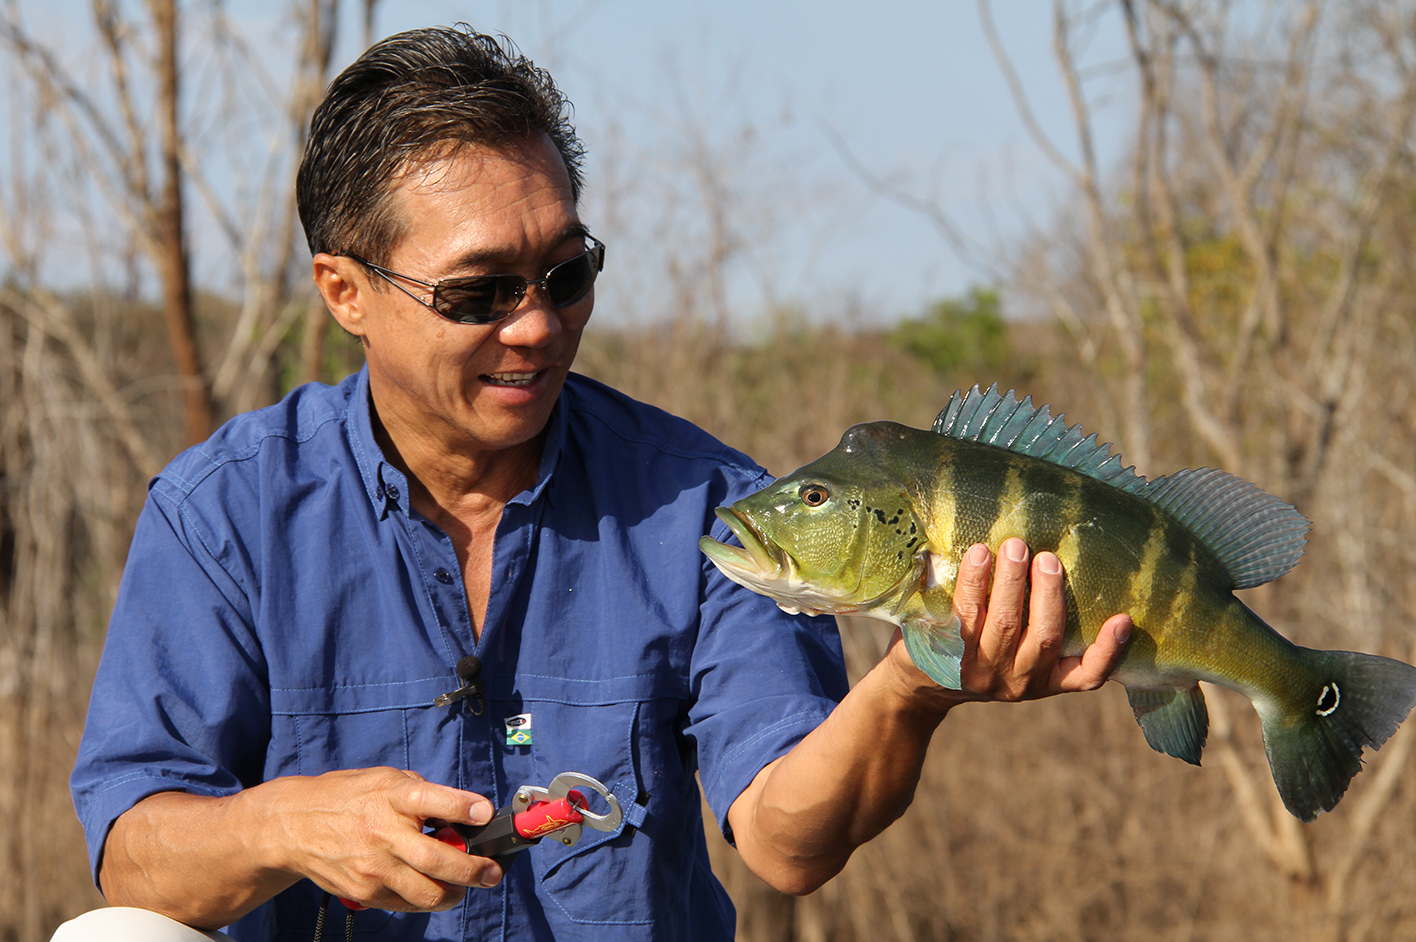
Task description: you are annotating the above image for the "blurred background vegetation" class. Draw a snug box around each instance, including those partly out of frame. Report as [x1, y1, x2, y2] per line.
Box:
[5, 1, 1416, 940]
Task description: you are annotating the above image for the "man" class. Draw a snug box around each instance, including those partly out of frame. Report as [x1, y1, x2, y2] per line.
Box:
[62, 25, 1130, 942]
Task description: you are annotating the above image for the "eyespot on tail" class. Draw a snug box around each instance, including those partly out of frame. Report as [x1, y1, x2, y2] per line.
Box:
[1261, 649, 1416, 821]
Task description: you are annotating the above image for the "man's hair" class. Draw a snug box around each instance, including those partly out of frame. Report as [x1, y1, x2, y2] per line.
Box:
[296, 25, 585, 264]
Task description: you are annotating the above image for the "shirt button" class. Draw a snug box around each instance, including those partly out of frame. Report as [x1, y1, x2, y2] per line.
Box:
[375, 484, 385, 500]
[434, 568, 453, 585]
[385, 484, 401, 502]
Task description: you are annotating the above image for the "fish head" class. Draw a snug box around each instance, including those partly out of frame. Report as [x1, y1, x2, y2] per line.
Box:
[699, 423, 929, 617]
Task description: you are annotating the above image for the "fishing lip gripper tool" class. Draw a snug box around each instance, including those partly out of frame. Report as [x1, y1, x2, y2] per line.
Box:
[433, 770, 624, 862]
[335, 771, 623, 914]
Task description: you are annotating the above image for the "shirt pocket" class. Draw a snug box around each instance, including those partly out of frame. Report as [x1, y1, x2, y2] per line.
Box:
[513, 672, 698, 928]
[267, 677, 457, 779]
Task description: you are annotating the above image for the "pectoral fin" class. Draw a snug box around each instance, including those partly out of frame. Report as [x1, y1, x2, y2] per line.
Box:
[1126, 684, 1209, 765]
[902, 611, 965, 690]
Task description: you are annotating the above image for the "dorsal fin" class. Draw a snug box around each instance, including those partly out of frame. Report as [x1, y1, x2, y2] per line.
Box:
[1138, 469, 1309, 589]
[933, 384, 1145, 490]
[932, 384, 1309, 588]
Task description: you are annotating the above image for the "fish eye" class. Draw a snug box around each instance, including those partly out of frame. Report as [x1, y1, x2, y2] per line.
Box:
[800, 484, 830, 507]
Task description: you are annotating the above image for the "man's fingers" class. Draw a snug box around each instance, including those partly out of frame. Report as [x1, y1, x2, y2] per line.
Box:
[950, 540, 1130, 700]
[973, 538, 1030, 667]
[951, 543, 992, 646]
[391, 777, 495, 829]
[277, 768, 502, 911]
[1011, 550, 1066, 682]
[342, 820, 505, 911]
[1054, 614, 1132, 692]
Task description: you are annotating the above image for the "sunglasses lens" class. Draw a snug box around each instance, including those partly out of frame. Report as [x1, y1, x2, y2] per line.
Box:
[431, 241, 603, 324]
[544, 249, 601, 308]
[436, 277, 522, 325]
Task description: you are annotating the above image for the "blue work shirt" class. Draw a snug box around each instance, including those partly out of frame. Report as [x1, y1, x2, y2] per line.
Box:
[71, 367, 847, 941]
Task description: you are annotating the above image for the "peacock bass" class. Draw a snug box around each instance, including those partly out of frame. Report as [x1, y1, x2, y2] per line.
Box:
[698, 384, 1416, 821]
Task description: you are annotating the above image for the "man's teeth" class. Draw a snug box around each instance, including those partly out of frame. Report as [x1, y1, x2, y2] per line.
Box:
[487, 371, 538, 387]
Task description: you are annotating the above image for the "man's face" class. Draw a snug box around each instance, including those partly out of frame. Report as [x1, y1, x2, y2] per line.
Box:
[349, 135, 592, 461]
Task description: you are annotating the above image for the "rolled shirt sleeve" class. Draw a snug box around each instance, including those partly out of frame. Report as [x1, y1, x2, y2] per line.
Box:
[73, 487, 271, 886]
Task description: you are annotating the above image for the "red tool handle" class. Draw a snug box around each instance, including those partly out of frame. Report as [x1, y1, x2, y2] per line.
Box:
[514, 789, 587, 838]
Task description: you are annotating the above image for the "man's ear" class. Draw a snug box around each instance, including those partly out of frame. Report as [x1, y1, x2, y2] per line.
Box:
[312, 253, 369, 338]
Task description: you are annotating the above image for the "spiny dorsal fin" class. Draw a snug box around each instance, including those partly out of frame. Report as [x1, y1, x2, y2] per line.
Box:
[932, 384, 1309, 589]
[933, 384, 1144, 489]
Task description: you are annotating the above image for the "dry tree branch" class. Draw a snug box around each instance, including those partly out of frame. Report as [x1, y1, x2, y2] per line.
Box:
[1052, 0, 1153, 467]
[820, 124, 997, 278]
[1161, 1, 1322, 423]
[0, 12, 151, 253]
[90, 0, 152, 213]
[981, 0, 1154, 464]
[1123, 1, 1245, 470]
[978, 0, 1085, 188]
[0, 287, 165, 478]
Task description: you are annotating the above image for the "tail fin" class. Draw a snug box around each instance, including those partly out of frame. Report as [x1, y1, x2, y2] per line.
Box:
[1261, 649, 1416, 821]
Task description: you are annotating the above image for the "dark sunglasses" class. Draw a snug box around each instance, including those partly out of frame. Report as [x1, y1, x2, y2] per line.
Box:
[343, 237, 605, 325]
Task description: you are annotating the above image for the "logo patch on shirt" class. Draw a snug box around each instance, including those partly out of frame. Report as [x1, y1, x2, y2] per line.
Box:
[505, 713, 533, 746]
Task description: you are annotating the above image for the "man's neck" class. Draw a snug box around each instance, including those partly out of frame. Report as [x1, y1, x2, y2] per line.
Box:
[369, 395, 545, 519]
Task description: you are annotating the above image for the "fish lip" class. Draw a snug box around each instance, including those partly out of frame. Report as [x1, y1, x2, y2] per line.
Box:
[704, 506, 785, 577]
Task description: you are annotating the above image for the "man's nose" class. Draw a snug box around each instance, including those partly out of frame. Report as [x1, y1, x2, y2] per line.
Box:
[495, 287, 565, 346]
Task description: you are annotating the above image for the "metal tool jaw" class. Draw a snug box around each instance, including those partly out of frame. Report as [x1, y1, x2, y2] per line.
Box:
[513, 771, 624, 847]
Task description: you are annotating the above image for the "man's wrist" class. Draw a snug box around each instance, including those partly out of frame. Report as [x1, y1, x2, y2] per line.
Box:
[876, 635, 963, 725]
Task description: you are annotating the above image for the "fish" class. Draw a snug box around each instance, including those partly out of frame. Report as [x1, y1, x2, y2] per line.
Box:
[698, 384, 1416, 821]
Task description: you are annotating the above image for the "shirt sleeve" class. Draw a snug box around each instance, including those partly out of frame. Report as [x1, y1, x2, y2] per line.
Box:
[70, 486, 271, 888]
[685, 474, 849, 842]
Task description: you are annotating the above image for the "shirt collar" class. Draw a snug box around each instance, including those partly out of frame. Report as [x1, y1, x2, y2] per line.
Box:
[347, 366, 406, 519]
[347, 364, 572, 517]
[510, 376, 570, 508]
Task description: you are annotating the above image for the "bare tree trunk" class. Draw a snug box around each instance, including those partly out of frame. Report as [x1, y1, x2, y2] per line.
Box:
[149, 0, 213, 444]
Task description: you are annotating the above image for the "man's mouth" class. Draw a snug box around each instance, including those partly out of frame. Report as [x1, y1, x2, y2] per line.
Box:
[484, 370, 541, 388]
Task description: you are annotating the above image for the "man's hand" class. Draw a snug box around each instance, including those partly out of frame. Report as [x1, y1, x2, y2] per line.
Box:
[889, 538, 1132, 704]
[262, 767, 502, 912]
[101, 768, 501, 929]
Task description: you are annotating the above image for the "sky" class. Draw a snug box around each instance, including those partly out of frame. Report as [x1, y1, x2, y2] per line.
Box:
[364, 0, 1136, 326]
[7, 0, 1135, 328]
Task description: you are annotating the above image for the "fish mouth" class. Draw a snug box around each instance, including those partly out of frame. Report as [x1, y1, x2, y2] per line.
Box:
[699, 507, 786, 580]
[698, 506, 849, 617]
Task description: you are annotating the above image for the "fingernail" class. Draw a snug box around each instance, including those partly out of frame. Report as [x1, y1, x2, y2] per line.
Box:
[480, 864, 503, 888]
[966, 543, 990, 566]
[1004, 539, 1027, 562]
[1114, 617, 1133, 644]
[1037, 552, 1061, 575]
[470, 799, 494, 826]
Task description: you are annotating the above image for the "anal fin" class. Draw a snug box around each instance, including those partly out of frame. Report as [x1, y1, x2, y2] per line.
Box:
[1126, 684, 1209, 765]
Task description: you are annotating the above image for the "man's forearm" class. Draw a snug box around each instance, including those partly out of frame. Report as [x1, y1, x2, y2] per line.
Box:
[728, 640, 956, 895]
[101, 788, 300, 929]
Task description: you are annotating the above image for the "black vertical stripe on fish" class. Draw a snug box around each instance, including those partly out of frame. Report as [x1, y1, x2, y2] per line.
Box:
[948, 443, 1010, 547]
